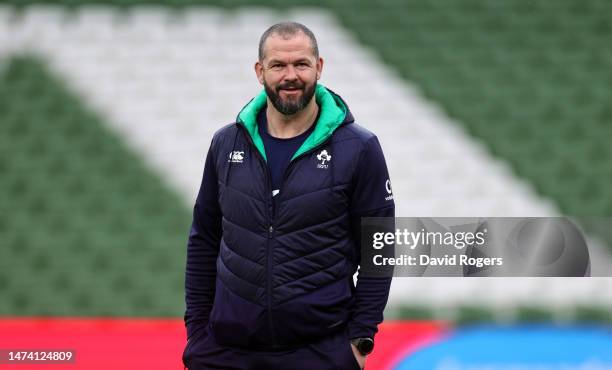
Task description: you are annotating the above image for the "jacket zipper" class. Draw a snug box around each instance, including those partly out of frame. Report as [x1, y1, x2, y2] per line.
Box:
[236, 123, 278, 345]
[236, 123, 337, 347]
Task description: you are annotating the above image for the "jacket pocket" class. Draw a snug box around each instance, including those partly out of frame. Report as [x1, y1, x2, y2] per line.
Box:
[182, 324, 209, 368]
[345, 339, 363, 370]
[273, 276, 354, 345]
[208, 278, 269, 347]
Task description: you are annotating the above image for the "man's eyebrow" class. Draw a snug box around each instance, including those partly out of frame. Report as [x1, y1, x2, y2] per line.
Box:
[266, 58, 312, 66]
[267, 59, 285, 66]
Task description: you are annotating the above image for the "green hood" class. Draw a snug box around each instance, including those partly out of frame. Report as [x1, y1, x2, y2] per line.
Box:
[237, 84, 348, 162]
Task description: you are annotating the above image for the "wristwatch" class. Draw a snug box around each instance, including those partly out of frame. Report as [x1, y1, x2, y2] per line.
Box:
[350, 337, 374, 356]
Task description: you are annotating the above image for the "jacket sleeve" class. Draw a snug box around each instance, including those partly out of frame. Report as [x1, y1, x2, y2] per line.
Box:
[184, 140, 222, 340]
[347, 135, 395, 340]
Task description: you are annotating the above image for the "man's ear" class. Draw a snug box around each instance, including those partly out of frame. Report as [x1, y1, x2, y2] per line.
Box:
[316, 57, 324, 80]
[255, 61, 264, 85]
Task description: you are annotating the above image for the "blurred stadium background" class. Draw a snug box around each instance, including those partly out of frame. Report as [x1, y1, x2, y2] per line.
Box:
[1, 0, 611, 368]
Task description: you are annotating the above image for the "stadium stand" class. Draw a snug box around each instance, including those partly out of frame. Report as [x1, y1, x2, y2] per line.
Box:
[0, 56, 190, 315]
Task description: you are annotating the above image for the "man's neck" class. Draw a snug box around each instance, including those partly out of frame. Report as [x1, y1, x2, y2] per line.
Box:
[266, 98, 319, 139]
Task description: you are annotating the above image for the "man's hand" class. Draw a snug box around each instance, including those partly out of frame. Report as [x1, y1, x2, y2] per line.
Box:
[350, 343, 367, 369]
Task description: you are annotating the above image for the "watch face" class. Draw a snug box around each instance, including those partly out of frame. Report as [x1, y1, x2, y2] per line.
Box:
[358, 338, 374, 355]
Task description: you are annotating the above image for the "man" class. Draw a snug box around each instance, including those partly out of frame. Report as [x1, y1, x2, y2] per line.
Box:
[183, 22, 394, 370]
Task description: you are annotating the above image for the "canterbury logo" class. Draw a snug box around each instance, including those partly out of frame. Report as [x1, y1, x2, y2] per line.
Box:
[228, 151, 244, 163]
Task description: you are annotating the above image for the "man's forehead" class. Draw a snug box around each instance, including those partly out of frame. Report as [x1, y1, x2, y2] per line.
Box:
[262, 33, 315, 61]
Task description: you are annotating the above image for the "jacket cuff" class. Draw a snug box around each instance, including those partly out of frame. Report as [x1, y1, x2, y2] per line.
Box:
[185, 320, 209, 340]
[346, 321, 376, 340]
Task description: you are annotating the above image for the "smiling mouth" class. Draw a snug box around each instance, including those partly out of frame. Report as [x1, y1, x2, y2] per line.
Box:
[279, 88, 302, 96]
[278, 83, 304, 91]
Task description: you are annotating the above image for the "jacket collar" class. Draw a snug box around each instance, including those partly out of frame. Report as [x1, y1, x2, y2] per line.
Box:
[236, 84, 348, 162]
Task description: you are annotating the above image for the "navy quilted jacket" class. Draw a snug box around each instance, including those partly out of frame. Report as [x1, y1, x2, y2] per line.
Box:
[185, 84, 395, 350]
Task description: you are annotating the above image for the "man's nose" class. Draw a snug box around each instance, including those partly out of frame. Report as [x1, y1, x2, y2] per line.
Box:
[283, 65, 298, 81]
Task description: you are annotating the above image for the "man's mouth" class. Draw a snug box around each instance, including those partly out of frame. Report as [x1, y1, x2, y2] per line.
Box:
[279, 87, 302, 96]
[278, 85, 303, 92]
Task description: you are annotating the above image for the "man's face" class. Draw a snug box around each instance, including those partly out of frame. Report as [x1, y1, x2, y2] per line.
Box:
[255, 32, 323, 116]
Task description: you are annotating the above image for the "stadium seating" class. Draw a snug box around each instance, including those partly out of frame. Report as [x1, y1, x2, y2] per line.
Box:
[0, 57, 190, 315]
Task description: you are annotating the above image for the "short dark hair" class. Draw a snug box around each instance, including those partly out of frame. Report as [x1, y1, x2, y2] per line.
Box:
[258, 22, 319, 61]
